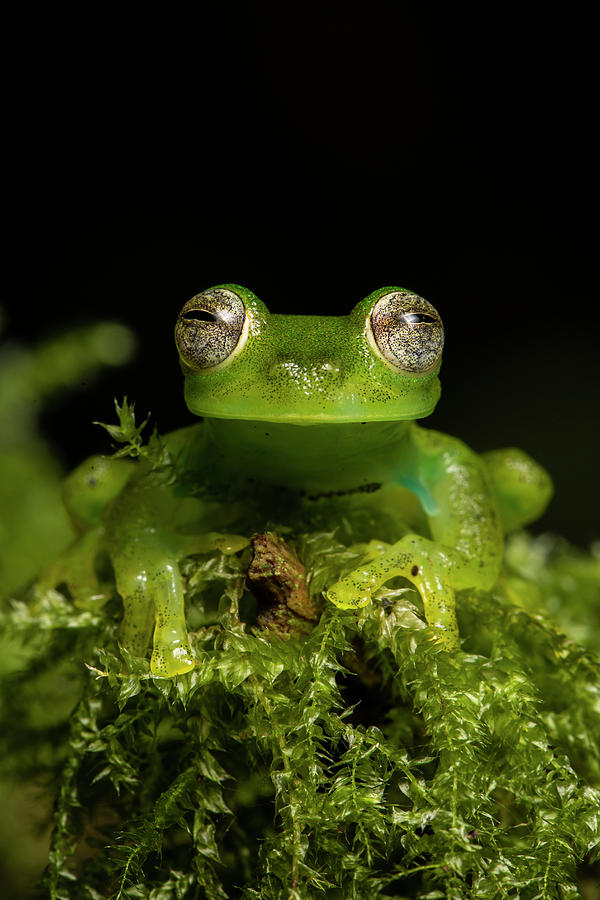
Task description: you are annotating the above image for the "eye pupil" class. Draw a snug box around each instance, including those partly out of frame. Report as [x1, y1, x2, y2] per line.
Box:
[399, 312, 437, 325]
[182, 309, 217, 323]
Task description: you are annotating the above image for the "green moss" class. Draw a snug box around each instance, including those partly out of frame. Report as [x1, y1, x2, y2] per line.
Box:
[2, 404, 600, 898]
[0, 320, 135, 599]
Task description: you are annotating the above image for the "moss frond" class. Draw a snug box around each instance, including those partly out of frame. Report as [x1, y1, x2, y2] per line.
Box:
[2, 412, 600, 898]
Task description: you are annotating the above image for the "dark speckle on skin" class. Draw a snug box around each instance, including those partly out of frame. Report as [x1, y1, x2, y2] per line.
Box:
[306, 482, 381, 501]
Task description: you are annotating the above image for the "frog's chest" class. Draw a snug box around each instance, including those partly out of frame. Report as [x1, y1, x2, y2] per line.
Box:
[103, 459, 428, 556]
[220, 480, 428, 546]
[296, 483, 428, 544]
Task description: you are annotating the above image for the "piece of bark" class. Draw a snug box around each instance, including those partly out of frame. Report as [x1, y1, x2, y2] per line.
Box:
[246, 532, 322, 638]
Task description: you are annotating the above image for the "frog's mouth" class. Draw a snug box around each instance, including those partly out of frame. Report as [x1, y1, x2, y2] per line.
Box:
[184, 377, 441, 425]
[185, 362, 441, 425]
[187, 402, 439, 425]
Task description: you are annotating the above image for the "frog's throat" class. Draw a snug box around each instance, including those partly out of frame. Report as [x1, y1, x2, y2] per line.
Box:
[199, 417, 414, 493]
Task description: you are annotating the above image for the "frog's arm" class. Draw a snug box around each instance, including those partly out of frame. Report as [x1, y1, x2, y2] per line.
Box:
[102, 467, 248, 677]
[327, 425, 504, 648]
[111, 528, 248, 677]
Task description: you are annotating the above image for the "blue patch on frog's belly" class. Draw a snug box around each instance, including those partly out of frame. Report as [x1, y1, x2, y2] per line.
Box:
[396, 475, 439, 517]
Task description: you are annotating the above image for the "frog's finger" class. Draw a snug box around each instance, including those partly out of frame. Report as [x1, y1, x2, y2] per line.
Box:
[327, 571, 376, 610]
[206, 533, 249, 555]
[347, 539, 392, 564]
[174, 531, 249, 558]
[115, 566, 156, 659]
[150, 563, 195, 677]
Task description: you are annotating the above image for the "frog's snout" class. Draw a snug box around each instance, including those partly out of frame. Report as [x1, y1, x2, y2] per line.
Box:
[268, 359, 342, 388]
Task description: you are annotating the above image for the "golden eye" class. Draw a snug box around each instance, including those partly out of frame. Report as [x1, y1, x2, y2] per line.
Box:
[368, 290, 444, 373]
[175, 288, 249, 371]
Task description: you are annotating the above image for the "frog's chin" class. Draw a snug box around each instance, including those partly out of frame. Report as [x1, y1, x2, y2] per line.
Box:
[188, 403, 438, 425]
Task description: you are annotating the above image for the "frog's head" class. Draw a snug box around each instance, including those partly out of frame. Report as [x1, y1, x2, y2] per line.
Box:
[175, 284, 443, 424]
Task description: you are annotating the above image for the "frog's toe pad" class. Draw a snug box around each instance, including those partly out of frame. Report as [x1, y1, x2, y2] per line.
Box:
[213, 533, 250, 555]
[151, 642, 195, 677]
[326, 581, 372, 610]
[428, 625, 460, 651]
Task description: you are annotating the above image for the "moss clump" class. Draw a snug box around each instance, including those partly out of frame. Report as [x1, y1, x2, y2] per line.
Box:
[1, 406, 600, 898]
[1, 535, 600, 898]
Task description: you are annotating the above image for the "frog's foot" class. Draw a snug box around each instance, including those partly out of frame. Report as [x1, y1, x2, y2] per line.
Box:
[37, 526, 106, 607]
[115, 559, 195, 677]
[327, 534, 460, 650]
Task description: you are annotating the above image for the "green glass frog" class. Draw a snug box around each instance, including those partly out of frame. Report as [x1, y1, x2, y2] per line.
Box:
[42, 285, 552, 676]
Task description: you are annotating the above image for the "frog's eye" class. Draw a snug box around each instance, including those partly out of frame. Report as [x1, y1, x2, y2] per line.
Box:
[367, 290, 444, 374]
[175, 288, 249, 371]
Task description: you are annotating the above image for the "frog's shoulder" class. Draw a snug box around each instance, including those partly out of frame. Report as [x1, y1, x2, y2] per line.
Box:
[162, 423, 207, 478]
[162, 423, 204, 456]
[408, 421, 477, 461]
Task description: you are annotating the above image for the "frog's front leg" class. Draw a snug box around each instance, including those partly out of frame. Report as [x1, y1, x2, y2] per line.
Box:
[113, 530, 249, 677]
[328, 535, 460, 646]
[327, 425, 504, 649]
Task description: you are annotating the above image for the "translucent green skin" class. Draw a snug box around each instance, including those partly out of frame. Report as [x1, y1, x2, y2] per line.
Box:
[46, 285, 553, 676]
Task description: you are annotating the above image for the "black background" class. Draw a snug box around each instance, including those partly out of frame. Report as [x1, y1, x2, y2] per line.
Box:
[4, 4, 597, 545]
